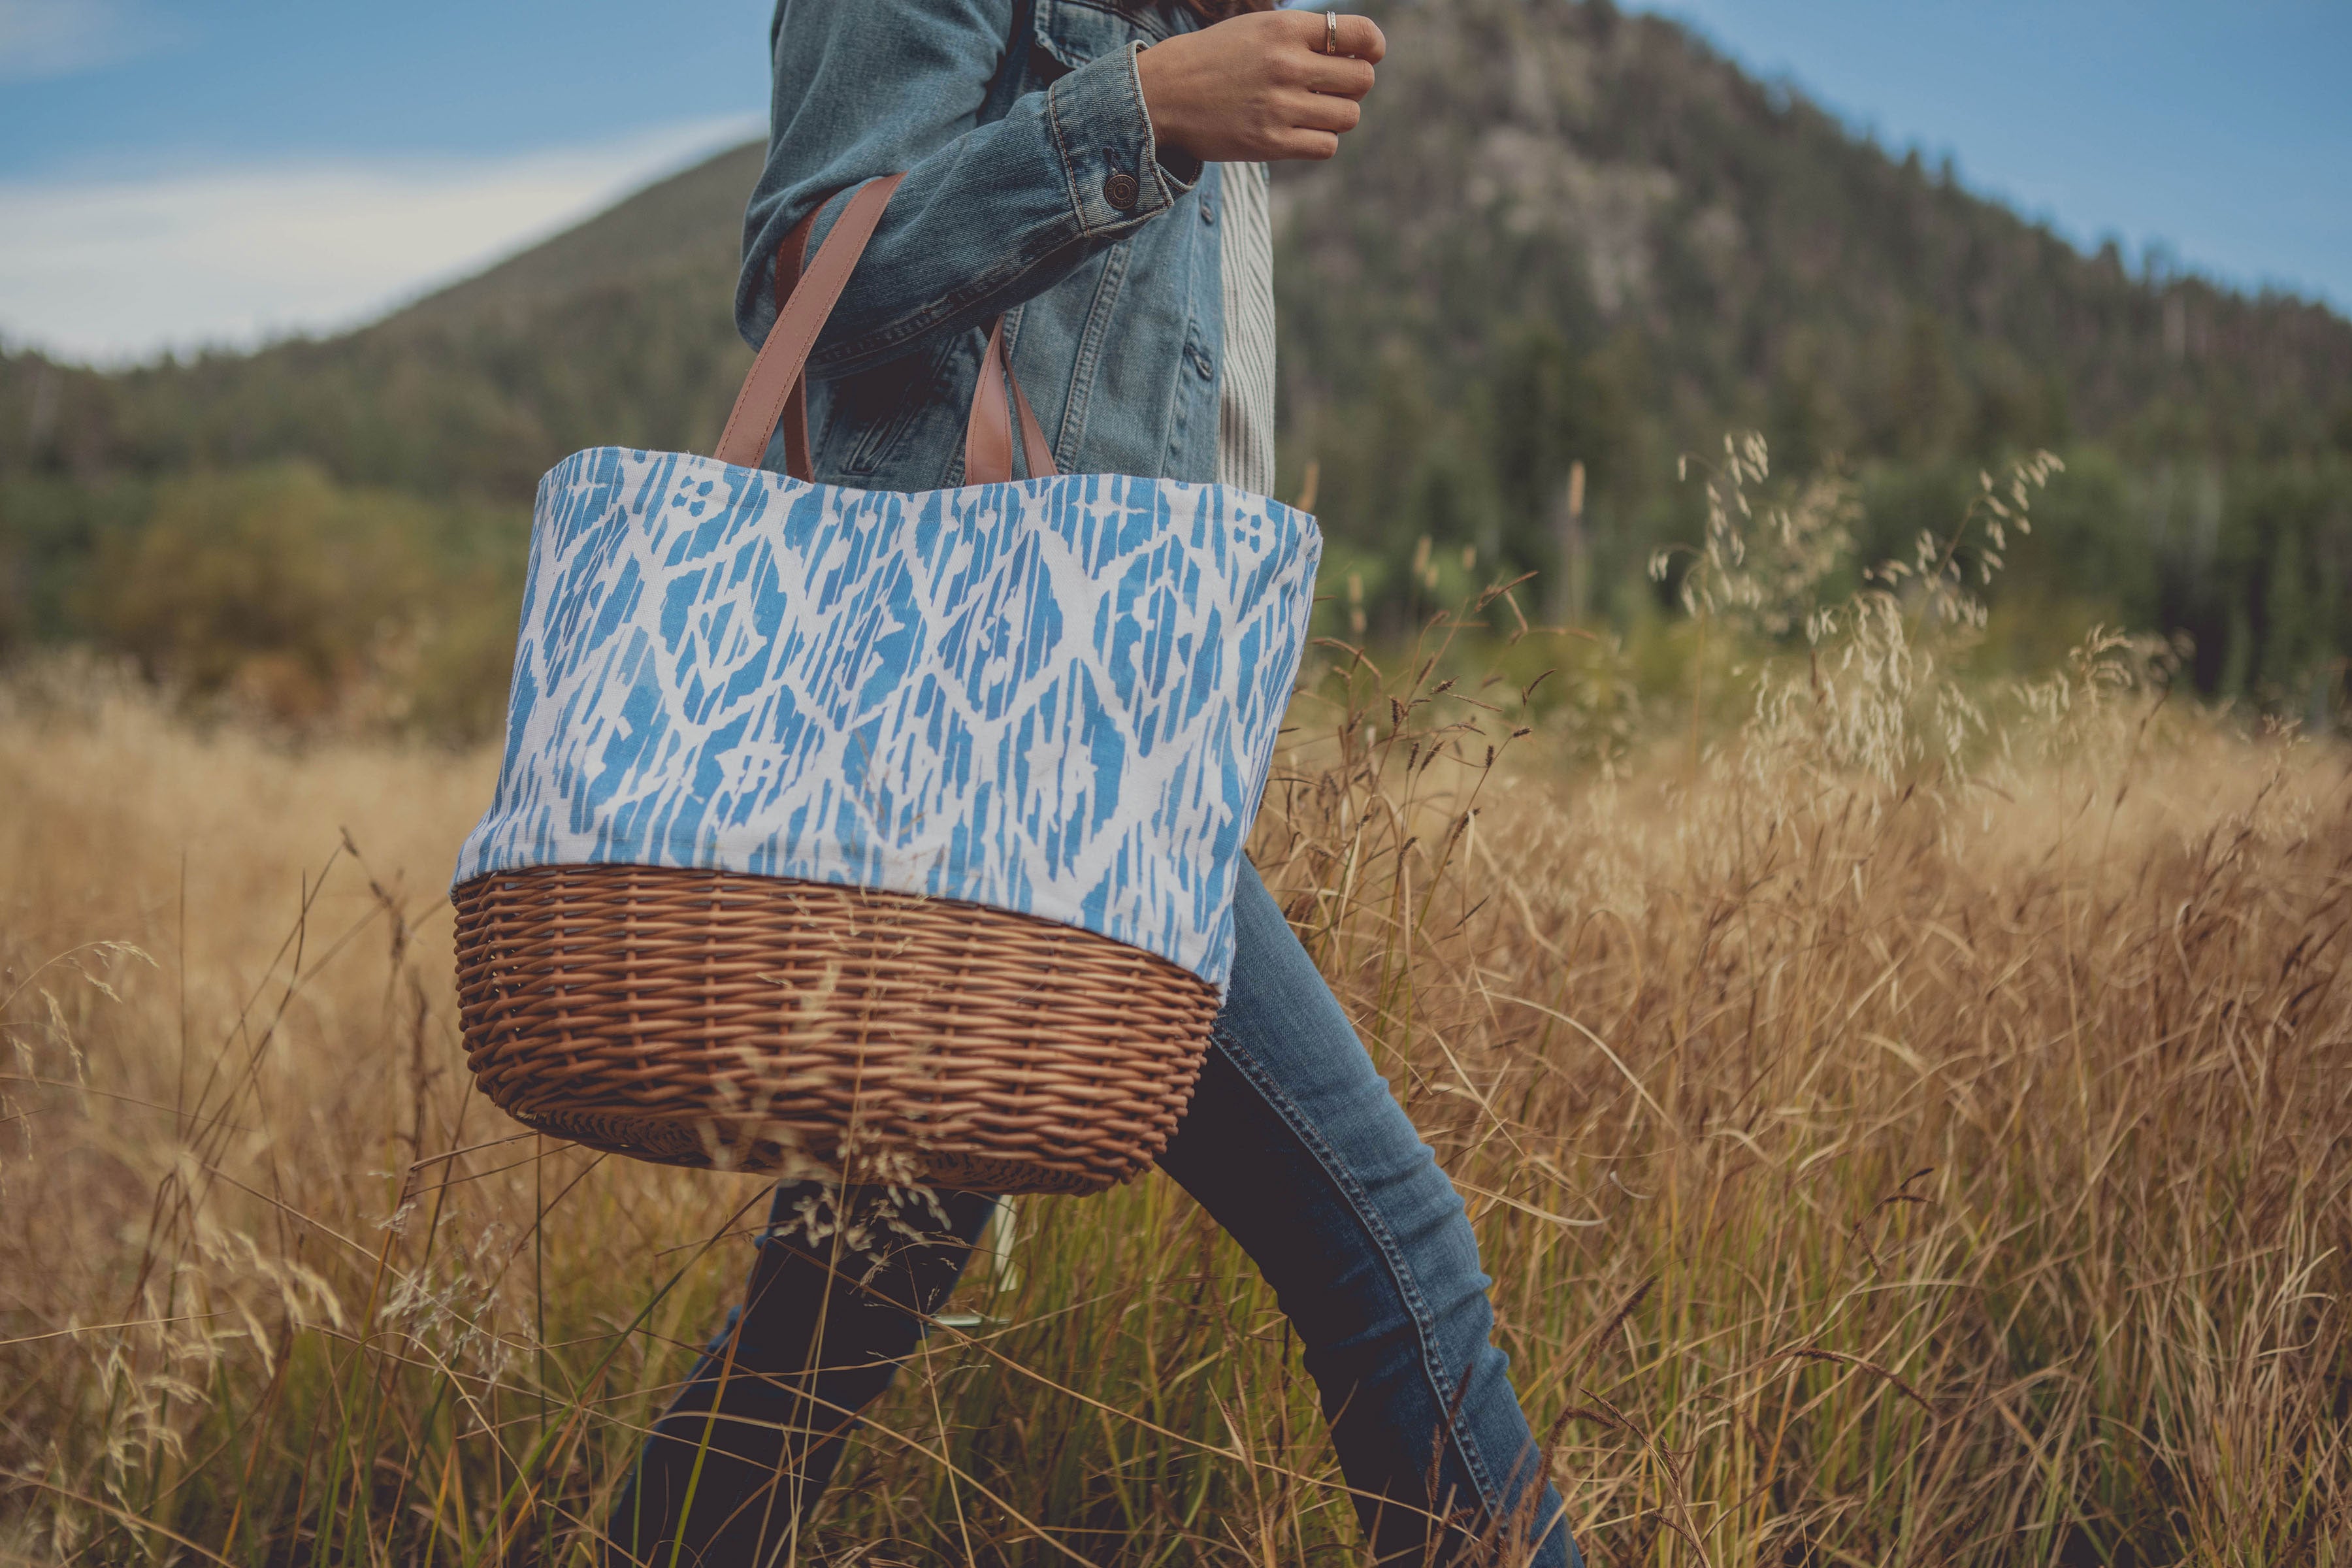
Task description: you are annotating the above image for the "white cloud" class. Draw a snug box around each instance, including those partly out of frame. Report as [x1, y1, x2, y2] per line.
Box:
[0, 0, 159, 81]
[0, 114, 765, 365]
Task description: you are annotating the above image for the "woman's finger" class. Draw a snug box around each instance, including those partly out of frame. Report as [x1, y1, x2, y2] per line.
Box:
[1275, 127, 1342, 162]
[1293, 52, 1377, 100]
[1331, 14, 1387, 64]
[1281, 10, 1386, 67]
[1288, 90, 1362, 135]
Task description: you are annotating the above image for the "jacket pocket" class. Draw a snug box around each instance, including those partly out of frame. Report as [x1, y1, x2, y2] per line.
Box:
[829, 331, 966, 479]
[1032, 0, 1170, 78]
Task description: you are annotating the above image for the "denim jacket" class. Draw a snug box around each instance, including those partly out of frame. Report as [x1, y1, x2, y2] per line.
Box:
[738, 0, 1228, 490]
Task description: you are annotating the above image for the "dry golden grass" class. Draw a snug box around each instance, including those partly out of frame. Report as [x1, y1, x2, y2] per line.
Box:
[3, 457, 2349, 1563]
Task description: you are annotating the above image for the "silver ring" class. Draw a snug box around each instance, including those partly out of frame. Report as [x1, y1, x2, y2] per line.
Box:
[1326, 10, 1341, 54]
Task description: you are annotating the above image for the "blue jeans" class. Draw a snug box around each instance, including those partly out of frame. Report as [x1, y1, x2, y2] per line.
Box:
[609, 862, 1578, 1566]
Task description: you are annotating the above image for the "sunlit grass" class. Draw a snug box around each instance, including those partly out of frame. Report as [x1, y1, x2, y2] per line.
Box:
[4, 446, 2348, 1565]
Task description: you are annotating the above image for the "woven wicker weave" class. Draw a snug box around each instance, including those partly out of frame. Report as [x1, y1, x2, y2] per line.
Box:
[451, 864, 1222, 1194]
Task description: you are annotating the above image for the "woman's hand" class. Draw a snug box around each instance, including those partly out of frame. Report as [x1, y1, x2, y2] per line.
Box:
[1136, 10, 1385, 163]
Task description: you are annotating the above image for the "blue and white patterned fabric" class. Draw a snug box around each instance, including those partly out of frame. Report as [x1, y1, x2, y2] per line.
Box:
[455, 448, 1320, 989]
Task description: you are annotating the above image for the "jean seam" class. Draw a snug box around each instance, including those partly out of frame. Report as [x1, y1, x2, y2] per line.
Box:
[1044, 63, 1092, 238]
[1206, 1028, 1509, 1522]
[1057, 236, 1130, 468]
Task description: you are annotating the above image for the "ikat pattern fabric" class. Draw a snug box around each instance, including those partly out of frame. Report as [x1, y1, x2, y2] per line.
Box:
[455, 448, 1321, 987]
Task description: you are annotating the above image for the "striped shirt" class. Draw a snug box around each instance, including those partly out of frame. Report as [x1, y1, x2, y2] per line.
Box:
[1215, 160, 1278, 495]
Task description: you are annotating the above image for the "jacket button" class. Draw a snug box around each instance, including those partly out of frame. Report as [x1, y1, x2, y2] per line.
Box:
[1200, 193, 1216, 224]
[1103, 171, 1139, 211]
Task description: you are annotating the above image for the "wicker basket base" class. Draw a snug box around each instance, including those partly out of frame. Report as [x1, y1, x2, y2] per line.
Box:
[451, 866, 1222, 1194]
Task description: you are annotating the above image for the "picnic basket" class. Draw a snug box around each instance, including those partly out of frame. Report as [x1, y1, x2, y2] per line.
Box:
[449, 173, 1317, 1195]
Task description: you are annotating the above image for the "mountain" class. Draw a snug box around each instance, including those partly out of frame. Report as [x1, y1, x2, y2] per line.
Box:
[3, 0, 2346, 718]
[0, 141, 763, 500]
[1277, 1, 2352, 490]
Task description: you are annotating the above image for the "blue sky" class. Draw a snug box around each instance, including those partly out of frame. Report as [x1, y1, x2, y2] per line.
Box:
[1, 0, 2345, 363]
[1640, 0, 2351, 302]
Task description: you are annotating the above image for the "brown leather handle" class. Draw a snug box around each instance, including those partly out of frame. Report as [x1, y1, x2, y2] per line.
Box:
[772, 191, 819, 481]
[713, 174, 901, 472]
[965, 315, 1058, 487]
[713, 172, 1059, 487]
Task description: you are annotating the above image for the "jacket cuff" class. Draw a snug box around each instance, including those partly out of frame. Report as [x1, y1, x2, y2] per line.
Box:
[1048, 42, 1200, 237]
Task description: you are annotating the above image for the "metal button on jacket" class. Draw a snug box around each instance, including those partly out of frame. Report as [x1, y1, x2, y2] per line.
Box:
[1103, 171, 1139, 210]
[1200, 191, 1216, 224]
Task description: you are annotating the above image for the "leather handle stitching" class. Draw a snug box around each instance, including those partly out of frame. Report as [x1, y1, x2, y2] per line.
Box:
[714, 172, 1059, 487]
[712, 174, 905, 472]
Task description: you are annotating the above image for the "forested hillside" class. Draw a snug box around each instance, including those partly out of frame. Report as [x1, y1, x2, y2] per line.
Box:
[3, 0, 2346, 732]
[1272, 0, 2351, 704]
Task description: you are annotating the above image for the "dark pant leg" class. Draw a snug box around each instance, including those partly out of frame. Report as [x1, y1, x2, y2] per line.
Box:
[607, 866, 1575, 1567]
[1157, 862, 1579, 1567]
[605, 1184, 996, 1567]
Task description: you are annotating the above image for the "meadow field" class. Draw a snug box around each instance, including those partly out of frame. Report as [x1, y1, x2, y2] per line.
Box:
[3, 453, 2349, 1565]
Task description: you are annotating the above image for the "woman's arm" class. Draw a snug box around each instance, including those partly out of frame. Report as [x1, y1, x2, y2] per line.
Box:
[740, 0, 1192, 380]
[740, 1, 1382, 380]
